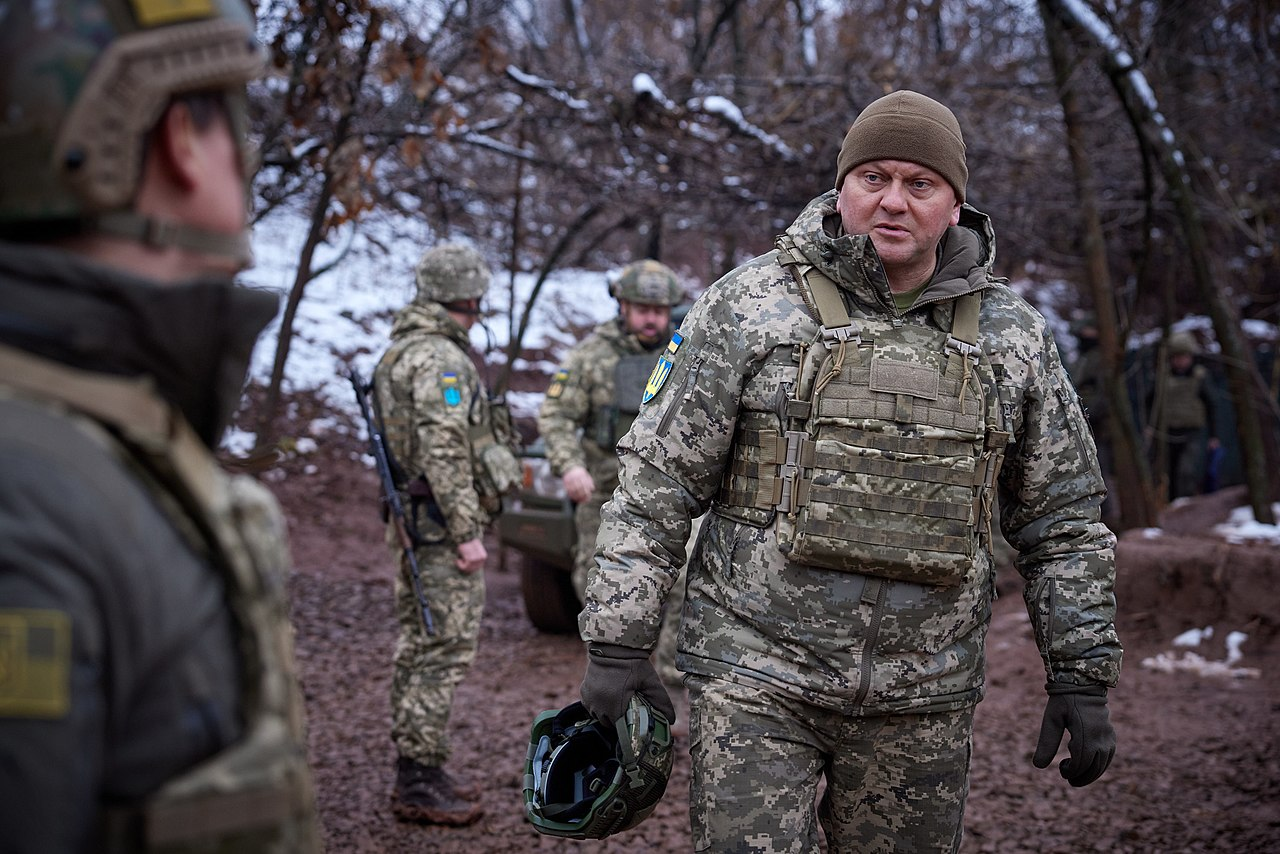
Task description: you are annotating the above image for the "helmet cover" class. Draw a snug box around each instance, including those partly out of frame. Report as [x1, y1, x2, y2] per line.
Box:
[415, 242, 492, 304]
[610, 260, 684, 306]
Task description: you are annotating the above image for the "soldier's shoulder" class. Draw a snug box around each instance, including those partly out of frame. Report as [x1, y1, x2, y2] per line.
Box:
[979, 282, 1050, 345]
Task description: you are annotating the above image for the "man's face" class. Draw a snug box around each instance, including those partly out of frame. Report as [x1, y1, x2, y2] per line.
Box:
[445, 298, 481, 330]
[619, 299, 671, 347]
[835, 158, 962, 291]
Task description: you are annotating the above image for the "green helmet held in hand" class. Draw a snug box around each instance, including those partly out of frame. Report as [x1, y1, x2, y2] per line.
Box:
[0, 0, 265, 265]
[523, 696, 673, 839]
[415, 242, 492, 305]
[610, 259, 684, 306]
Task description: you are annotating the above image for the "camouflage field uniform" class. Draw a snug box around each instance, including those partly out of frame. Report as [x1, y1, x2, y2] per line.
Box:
[375, 301, 514, 766]
[538, 317, 666, 598]
[580, 192, 1122, 852]
[0, 243, 319, 852]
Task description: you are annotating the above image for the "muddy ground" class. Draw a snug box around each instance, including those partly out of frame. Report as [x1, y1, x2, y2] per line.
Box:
[258, 394, 1280, 853]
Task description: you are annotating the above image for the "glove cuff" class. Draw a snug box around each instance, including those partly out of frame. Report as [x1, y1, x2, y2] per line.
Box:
[1045, 681, 1108, 698]
[588, 642, 652, 661]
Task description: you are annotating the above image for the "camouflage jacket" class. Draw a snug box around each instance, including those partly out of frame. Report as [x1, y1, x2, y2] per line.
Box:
[0, 242, 318, 851]
[375, 302, 510, 545]
[538, 316, 666, 497]
[580, 192, 1122, 715]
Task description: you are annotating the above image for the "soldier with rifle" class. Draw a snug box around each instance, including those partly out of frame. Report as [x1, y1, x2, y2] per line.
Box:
[370, 242, 521, 826]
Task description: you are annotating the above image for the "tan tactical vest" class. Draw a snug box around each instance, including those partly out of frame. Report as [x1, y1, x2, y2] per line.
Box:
[0, 345, 320, 852]
[1157, 365, 1209, 432]
[715, 245, 1010, 587]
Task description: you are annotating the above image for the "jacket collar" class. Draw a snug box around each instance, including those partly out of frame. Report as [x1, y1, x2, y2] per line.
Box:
[0, 240, 277, 448]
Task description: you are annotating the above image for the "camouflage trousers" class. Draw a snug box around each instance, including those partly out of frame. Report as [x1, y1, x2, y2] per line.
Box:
[687, 675, 972, 854]
[388, 538, 486, 766]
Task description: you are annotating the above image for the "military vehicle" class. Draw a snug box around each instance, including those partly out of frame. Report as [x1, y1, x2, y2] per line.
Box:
[498, 442, 582, 634]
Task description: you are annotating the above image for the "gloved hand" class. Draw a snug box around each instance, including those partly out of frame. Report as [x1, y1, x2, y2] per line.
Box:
[1033, 683, 1116, 787]
[580, 643, 677, 725]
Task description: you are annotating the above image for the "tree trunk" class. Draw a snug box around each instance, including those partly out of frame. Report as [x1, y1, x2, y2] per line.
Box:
[1043, 0, 1276, 524]
[1040, 0, 1158, 530]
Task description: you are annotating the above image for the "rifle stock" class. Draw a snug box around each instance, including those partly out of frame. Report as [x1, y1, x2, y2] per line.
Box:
[348, 368, 435, 636]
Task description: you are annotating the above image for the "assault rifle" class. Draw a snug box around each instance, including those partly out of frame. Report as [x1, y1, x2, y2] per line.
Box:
[348, 368, 435, 636]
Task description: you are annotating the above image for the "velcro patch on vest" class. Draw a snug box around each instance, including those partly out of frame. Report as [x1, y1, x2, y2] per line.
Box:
[546, 368, 569, 399]
[869, 354, 939, 400]
[440, 372, 462, 406]
[0, 609, 71, 719]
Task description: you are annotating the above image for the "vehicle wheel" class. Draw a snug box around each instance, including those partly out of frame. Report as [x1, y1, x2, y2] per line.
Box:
[519, 556, 582, 634]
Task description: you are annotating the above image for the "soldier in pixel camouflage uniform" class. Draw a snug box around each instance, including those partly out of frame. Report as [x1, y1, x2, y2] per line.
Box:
[0, 1, 319, 850]
[578, 90, 1122, 853]
[537, 260, 691, 687]
[374, 242, 521, 826]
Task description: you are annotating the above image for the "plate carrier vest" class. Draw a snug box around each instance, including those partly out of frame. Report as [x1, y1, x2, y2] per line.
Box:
[715, 240, 1010, 587]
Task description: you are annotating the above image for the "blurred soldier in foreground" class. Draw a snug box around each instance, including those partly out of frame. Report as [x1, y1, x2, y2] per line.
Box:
[373, 242, 521, 825]
[537, 260, 693, 689]
[577, 90, 1122, 852]
[0, 1, 319, 851]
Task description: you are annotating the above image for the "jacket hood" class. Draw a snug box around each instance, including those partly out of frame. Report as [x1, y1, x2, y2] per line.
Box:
[0, 240, 277, 448]
[779, 190, 996, 317]
[390, 301, 473, 351]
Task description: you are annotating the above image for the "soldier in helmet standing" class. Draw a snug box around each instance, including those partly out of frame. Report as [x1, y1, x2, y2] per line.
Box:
[373, 241, 521, 825]
[0, 1, 319, 850]
[577, 90, 1121, 852]
[538, 260, 694, 693]
[1146, 330, 1219, 500]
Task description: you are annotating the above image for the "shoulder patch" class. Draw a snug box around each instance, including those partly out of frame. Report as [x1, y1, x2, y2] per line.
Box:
[642, 332, 682, 404]
[0, 609, 71, 719]
[440, 372, 462, 407]
[546, 368, 570, 400]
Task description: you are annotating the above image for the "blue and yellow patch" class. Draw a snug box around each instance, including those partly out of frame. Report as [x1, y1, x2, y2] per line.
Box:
[642, 332, 682, 404]
[441, 372, 462, 406]
[546, 368, 570, 399]
[0, 609, 70, 719]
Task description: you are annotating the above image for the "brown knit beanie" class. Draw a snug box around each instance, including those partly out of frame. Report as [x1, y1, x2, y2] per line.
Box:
[834, 90, 968, 201]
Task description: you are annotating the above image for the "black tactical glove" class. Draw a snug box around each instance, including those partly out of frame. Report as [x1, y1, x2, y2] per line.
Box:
[580, 643, 677, 725]
[1033, 682, 1116, 787]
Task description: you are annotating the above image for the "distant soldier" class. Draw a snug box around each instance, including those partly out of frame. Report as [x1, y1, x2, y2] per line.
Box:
[1068, 313, 1117, 523]
[0, 1, 319, 850]
[576, 90, 1121, 852]
[1147, 331, 1219, 500]
[537, 260, 691, 688]
[374, 242, 521, 825]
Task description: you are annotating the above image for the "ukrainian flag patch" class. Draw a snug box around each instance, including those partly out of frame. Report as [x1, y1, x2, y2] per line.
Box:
[642, 332, 682, 404]
[0, 609, 71, 719]
[547, 368, 570, 399]
[441, 372, 462, 406]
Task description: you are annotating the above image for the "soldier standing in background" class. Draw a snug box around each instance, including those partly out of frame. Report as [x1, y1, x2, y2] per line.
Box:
[0, 1, 319, 850]
[373, 242, 521, 826]
[577, 90, 1121, 852]
[536, 260, 692, 689]
[1147, 330, 1219, 500]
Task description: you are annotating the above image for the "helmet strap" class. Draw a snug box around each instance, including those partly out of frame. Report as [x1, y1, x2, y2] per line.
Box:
[94, 211, 253, 268]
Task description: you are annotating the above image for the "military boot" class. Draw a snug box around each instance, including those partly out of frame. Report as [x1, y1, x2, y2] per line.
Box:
[391, 756, 485, 826]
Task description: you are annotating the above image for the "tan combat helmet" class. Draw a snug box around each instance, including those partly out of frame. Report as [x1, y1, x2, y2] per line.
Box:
[610, 260, 684, 306]
[0, 0, 265, 264]
[414, 242, 492, 305]
[1168, 331, 1201, 356]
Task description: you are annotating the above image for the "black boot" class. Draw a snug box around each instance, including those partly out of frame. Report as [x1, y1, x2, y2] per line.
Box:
[391, 757, 485, 826]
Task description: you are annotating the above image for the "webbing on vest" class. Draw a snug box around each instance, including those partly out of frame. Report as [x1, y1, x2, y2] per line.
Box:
[714, 252, 1010, 586]
[0, 344, 318, 851]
